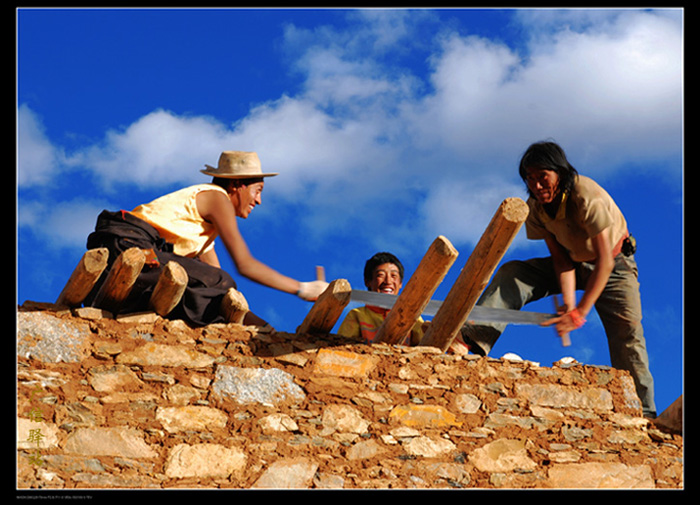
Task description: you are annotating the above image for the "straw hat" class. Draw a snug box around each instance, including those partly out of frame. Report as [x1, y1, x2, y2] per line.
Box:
[201, 151, 278, 179]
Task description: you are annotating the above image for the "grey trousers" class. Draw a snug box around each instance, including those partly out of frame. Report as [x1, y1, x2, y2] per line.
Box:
[463, 254, 656, 417]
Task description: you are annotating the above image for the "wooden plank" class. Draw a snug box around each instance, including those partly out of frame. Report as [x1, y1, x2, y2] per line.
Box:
[55, 248, 109, 307]
[420, 197, 529, 351]
[373, 235, 459, 345]
[297, 278, 352, 334]
[91, 247, 146, 314]
[220, 287, 249, 324]
[149, 261, 188, 317]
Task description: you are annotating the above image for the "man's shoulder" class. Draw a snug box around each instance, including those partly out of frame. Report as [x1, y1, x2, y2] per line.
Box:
[572, 175, 604, 194]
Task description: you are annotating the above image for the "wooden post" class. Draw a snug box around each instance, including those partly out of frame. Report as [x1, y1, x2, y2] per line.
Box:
[149, 261, 188, 317]
[220, 287, 249, 324]
[420, 197, 529, 351]
[374, 235, 459, 345]
[91, 247, 146, 314]
[297, 279, 352, 334]
[55, 248, 109, 307]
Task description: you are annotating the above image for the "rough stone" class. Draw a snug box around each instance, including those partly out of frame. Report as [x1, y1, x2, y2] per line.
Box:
[403, 436, 457, 458]
[312, 348, 380, 378]
[16, 309, 683, 490]
[87, 364, 144, 392]
[212, 365, 306, 406]
[321, 404, 370, 434]
[389, 404, 462, 428]
[258, 413, 299, 433]
[63, 427, 157, 459]
[17, 418, 61, 450]
[251, 457, 318, 488]
[164, 443, 247, 479]
[469, 438, 537, 473]
[155, 406, 228, 433]
[116, 342, 216, 369]
[17, 312, 92, 363]
[514, 383, 614, 411]
[546, 462, 655, 488]
[346, 439, 385, 460]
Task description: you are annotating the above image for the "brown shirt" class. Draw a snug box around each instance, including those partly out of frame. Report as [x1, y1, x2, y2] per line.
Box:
[525, 175, 628, 263]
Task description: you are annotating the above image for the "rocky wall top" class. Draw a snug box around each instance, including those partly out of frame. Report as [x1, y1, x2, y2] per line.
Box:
[16, 307, 683, 490]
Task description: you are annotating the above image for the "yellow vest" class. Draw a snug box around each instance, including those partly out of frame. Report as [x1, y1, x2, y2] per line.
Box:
[131, 184, 227, 258]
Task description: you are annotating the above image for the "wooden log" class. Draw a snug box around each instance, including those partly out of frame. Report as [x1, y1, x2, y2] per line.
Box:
[420, 197, 529, 351]
[220, 287, 249, 324]
[55, 248, 109, 307]
[297, 279, 352, 334]
[91, 247, 146, 314]
[373, 235, 459, 345]
[149, 261, 188, 317]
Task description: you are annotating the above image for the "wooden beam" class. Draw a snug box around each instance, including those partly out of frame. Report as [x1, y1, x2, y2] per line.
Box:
[55, 248, 109, 308]
[91, 247, 146, 314]
[420, 197, 529, 351]
[297, 278, 352, 334]
[149, 261, 188, 317]
[220, 287, 249, 324]
[373, 235, 459, 345]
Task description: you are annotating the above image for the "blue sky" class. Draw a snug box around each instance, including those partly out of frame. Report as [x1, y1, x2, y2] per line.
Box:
[17, 8, 683, 414]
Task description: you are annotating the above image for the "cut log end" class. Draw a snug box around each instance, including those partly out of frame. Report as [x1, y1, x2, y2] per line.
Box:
[150, 261, 188, 317]
[326, 278, 352, 302]
[83, 248, 110, 273]
[501, 197, 529, 223]
[56, 248, 110, 307]
[221, 288, 249, 325]
[419, 199, 528, 351]
[373, 236, 458, 345]
[433, 235, 459, 258]
[296, 278, 352, 335]
[91, 248, 146, 313]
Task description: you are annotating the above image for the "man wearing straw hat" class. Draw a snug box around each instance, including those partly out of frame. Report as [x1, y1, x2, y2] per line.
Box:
[85, 150, 328, 326]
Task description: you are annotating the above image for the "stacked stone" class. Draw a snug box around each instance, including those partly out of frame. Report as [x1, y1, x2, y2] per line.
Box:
[17, 309, 683, 489]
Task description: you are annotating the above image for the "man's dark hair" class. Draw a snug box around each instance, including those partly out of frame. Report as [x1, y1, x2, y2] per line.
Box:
[363, 252, 404, 286]
[518, 141, 579, 198]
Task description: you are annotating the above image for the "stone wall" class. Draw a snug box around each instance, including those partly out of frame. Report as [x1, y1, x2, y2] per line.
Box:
[16, 307, 683, 490]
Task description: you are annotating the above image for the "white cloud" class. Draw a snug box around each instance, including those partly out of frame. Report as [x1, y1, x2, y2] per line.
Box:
[228, 96, 392, 193]
[17, 8, 682, 255]
[19, 198, 111, 250]
[418, 178, 529, 247]
[17, 105, 64, 187]
[406, 9, 682, 173]
[69, 109, 233, 189]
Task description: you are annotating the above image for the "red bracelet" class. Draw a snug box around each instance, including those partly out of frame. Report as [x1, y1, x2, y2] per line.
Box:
[569, 308, 586, 329]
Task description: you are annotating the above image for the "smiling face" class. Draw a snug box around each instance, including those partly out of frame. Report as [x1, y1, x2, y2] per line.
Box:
[366, 262, 403, 295]
[230, 180, 264, 218]
[525, 167, 561, 205]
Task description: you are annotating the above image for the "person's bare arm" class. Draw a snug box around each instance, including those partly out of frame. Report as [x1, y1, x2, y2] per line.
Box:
[198, 247, 221, 268]
[542, 229, 614, 335]
[576, 230, 614, 318]
[545, 234, 576, 312]
[196, 190, 301, 294]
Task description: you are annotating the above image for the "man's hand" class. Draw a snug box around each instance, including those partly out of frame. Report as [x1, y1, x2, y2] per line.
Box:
[541, 306, 583, 346]
[297, 280, 329, 301]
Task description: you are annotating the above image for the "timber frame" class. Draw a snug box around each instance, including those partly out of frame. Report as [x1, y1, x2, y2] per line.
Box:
[51, 198, 531, 348]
